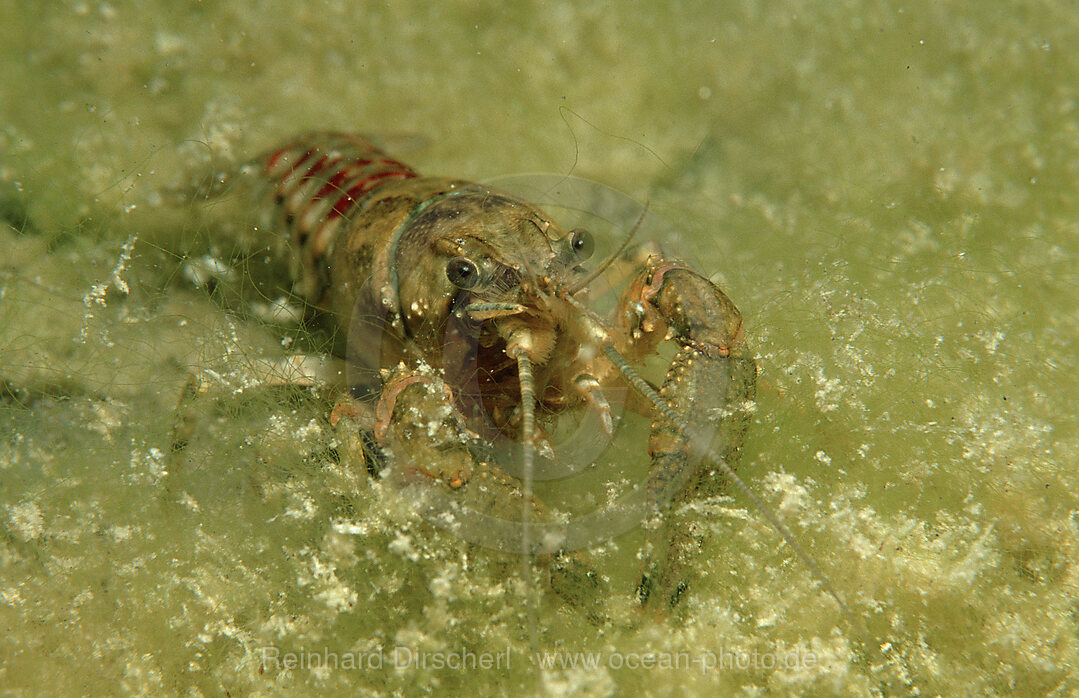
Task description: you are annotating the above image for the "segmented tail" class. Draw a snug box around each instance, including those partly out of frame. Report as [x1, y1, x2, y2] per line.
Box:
[261, 133, 418, 297]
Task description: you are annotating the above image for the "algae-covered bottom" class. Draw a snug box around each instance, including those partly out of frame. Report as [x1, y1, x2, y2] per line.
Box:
[2, 0, 1078, 694]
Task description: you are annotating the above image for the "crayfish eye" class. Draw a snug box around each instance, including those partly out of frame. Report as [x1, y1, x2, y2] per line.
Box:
[569, 229, 594, 259]
[446, 256, 480, 289]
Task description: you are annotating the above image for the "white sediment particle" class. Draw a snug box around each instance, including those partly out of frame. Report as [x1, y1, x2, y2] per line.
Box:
[948, 523, 998, 586]
[393, 627, 430, 655]
[179, 492, 200, 511]
[428, 565, 458, 600]
[265, 414, 322, 445]
[298, 418, 322, 441]
[71, 589, 94, 607]
[110, 236, 136, 294]
[0, 582, 21, 608]
[426, 403, 454, 438]
[775, 635, 848, 691]
[260, 613, 301, 639]
[283, 492, 317, 520]
[89, 400, 127, 442]
[315, 580, 358, 612]
[850, 533, 877, 559]
[7, 501, 44, 540]
[147, 447, 167, 478]
[974, 329, 1005, 354]
[332, 519, 371, 536]
[540, 664, 617, 697]
[688, 495, 749, 523]
[303, 554, 358, 612]
[77, 234, 137, 343]
[130, 447, 168, 479]
[182, 254, 235, 288]
[956, 397, 1052, 463]
[813, 366, 841, 413]
[389, 531, 420, 561]
[763, 472, 810, 516]
[108, 524, 134, 541]
[250, 296, 302, 325]
[539, 529, 568, 552]
[755, 608, 778, 628]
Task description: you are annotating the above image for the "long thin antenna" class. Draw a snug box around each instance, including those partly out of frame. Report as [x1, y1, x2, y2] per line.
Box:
[569, 201, 649, 295]
[601, 344, 847, 613]
[516, 352, 541, 650]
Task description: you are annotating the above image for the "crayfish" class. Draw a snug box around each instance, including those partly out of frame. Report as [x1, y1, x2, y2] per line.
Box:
[171, 132, 842, 623]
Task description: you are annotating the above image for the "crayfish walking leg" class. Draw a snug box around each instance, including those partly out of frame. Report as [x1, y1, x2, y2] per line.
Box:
[637, 345, 757, 609]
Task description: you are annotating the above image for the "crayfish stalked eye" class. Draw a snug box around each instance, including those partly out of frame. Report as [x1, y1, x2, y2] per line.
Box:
[446, 256, 481, 289]
[569, 229, 594, 259]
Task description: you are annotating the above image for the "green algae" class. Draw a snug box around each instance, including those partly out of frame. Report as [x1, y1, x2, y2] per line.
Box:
[1, 1, 1077, 695]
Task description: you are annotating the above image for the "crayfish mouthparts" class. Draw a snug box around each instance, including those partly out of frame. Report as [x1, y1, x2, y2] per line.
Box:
[501, 321, 557, 366]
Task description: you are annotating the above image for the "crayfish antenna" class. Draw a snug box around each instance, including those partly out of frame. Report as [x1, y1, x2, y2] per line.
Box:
[600, 345, 848, 614]
[569, 201, 649, 295]
[515, 351, 541, 650]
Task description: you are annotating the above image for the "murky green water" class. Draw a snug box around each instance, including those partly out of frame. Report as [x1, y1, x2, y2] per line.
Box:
[2, 1, 1077, 695]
